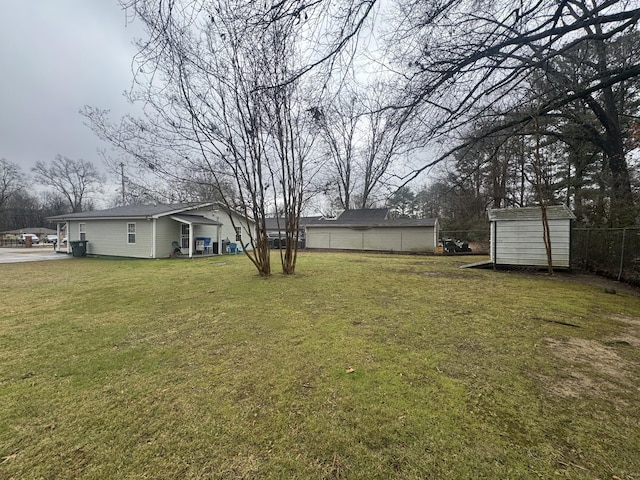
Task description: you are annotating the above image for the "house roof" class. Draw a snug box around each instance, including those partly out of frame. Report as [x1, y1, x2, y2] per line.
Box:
[488, 205, 576, 222]
[264, 216, 324, 230]
[169, 214, 222, 226]
[48, 203, 217, 221]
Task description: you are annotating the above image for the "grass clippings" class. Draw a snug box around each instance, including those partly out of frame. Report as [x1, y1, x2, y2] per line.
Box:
[1, 252, 639, 479]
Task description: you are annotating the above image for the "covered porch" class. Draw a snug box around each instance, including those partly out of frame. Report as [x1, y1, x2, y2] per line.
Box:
[170, 214, 223, 258]
[54, 223, 70, 254]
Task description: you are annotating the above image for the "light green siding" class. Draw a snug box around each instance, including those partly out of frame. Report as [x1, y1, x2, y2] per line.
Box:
[68, 219, 154, 258]
[156, 217, 181, 257]
[62, 205, 255, 258]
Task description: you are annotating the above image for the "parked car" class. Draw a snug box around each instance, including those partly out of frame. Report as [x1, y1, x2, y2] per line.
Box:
[45, 234, 58, 244]
[18, 233, 40, 245]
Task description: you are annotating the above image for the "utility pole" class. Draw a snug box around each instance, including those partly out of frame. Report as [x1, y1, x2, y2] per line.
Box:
[120, 162, 126, 204]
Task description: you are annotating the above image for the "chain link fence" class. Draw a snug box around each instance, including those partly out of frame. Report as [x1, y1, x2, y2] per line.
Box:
[572, 228, 640, 286]
[439, 226, 640, 286]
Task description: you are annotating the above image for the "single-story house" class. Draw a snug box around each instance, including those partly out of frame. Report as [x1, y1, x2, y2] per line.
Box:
[305, 208, 439, 253]
[48, 203, 255, 259]
[487, 205, 576, 269]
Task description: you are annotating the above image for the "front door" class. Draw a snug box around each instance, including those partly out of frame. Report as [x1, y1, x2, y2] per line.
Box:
[181, 224, 190, 249]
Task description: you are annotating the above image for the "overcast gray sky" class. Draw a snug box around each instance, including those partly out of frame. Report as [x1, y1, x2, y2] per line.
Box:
[0, 1, 142, 180]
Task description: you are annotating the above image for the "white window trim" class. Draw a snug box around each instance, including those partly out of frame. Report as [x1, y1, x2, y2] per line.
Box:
[79, 223, 86, 241]
[127, 222, 136, 244]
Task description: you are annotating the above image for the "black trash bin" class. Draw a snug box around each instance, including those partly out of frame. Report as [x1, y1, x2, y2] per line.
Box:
[70, 240, 89, 257]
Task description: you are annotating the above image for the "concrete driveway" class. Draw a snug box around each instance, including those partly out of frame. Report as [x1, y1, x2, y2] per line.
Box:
[0, 246, 72, 264]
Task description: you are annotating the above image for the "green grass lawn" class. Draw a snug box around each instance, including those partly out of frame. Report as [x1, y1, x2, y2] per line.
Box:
[1, 252, 639, 479]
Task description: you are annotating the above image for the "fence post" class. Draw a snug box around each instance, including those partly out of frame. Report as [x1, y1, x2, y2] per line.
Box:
[584, 229, 590, 270]
[618, 228, 626, 282]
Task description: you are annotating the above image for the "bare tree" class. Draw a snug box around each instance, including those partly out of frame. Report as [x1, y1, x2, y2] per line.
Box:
[0, 191, 41, 230]
[85, 0, 335, 275]
[311, 79, 418, 210]
[259, 19, 321, 274]
[357, 87, 417, 208]
[310, 89, 361, 210]
[529, 115, 556, 275]
[0, 158, 25, 214]
[32, 155, 103, 213]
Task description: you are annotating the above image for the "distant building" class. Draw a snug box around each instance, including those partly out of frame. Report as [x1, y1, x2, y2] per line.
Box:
[305, 208, 439, 253]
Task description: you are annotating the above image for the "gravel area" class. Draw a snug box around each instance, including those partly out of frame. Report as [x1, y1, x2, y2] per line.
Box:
[0, 246, 71, 263]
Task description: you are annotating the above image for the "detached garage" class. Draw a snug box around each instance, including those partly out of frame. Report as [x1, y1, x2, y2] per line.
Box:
[488, 205, 575, 269]
[306, 209, 439, 253]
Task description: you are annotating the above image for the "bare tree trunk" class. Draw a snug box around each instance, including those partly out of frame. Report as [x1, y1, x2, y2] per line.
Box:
[539, 203, 553, 275]
[533, 118, 554, 275]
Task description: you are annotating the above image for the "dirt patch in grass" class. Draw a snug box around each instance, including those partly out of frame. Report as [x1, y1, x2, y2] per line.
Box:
[612, 312, 640, 329]
[539, 314, 640, 403]
[542, 271, 640, 296]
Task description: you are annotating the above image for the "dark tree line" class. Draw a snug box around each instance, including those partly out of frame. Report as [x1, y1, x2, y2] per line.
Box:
[0, 156, 103, 231]
[391, 0, 640, 227]
[409, 26, 640, 232]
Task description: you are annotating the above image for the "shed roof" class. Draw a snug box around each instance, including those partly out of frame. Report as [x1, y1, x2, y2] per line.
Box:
[303, 208, 437, 228]
[335, 208, 389, 223]
[307, 217, 437, 228]
[265, 209, 434, 230]
[487, 205, 575, 222]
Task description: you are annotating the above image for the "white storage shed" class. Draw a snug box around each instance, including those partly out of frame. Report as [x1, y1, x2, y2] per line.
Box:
[306, 209, 439, 253]
[488, 205, 575, 269]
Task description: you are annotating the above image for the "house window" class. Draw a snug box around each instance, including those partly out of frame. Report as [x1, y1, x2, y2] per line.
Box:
[127, 223, 136, 244]
[79, 223, 86, 241]
[235, 226, 242, 241]
[181, 224, 190, 248]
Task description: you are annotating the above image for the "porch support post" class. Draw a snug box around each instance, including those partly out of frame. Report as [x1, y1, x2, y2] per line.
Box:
[66, 222, 70, 253]
[188, 221, 193, 258]
[151, 218, 156, 258]
[217, 225, 222, 255]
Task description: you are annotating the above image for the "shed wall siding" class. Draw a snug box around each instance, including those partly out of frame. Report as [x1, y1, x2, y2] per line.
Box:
[307, 227, 435, 252]
[493, 219, 571, 267]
